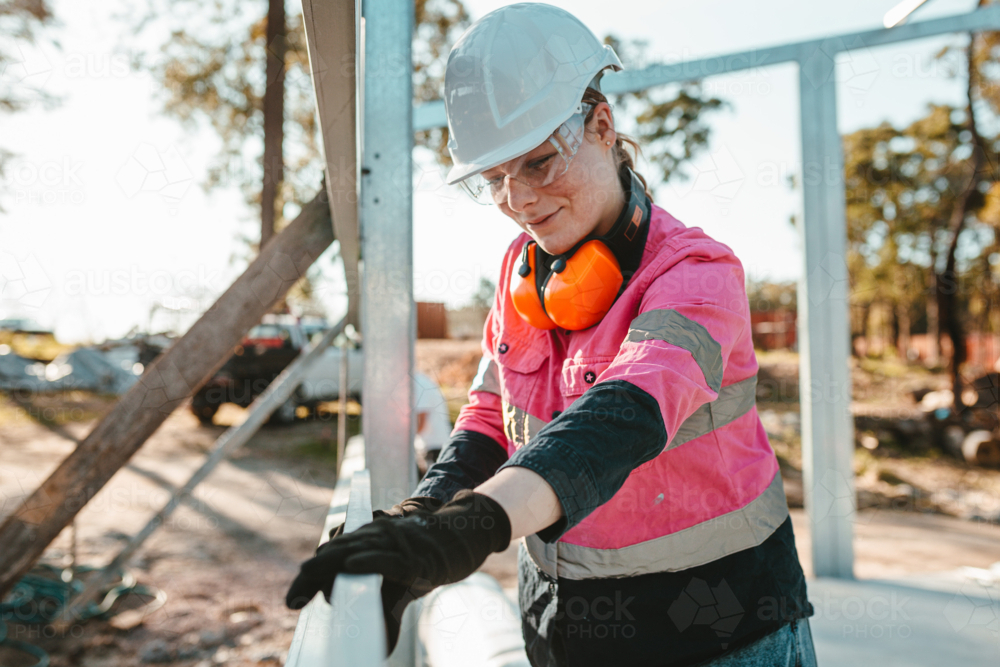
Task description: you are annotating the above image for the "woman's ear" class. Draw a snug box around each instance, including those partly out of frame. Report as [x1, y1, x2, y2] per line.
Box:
[589, 102, 617, 148]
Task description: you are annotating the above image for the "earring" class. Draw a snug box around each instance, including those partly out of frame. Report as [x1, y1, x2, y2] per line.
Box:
[606, 140, 611, 146]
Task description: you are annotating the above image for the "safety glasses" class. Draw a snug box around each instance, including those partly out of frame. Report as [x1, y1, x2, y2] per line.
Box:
[459, 102, 592, 206]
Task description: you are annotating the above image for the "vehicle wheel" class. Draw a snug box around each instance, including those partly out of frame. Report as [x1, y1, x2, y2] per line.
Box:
[191, 391, 221, 425]
[267, 397, 298, 425]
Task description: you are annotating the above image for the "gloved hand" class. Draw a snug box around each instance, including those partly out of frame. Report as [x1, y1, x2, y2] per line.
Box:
[319, 495, 444, 551]
[310, 495, 446, 652]
[286, 490, 511, 654]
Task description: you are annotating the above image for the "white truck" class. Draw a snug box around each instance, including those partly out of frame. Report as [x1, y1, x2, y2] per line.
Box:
[190, 315, 363, 425]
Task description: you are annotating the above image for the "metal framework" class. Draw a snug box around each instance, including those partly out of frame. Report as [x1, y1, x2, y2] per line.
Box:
[410, 5, 1000, 579]
[301, 0, 419, 661]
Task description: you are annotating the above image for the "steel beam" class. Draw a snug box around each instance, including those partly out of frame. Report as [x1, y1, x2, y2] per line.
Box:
[412, 6, 1000, 131]
[360, 0, 417, 533]
[797, 41, 856, 579]
[301, 0, 362, 328]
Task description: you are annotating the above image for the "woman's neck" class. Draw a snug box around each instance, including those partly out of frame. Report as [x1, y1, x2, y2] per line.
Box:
[592, 169, 629, 237]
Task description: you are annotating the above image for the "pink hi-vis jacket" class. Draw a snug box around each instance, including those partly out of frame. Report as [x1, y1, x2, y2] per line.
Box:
[457, 203, 789, 581]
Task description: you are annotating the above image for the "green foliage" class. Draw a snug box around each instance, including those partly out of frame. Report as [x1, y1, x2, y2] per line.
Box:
[0, 0, 59, 209]
[125, 0, 470, 219]
[842, 2, 1000, 375]
[0, 0, 57, 113]
[602, 36, 729, 191]
[747, 279, 797, 312]
[843, 102, 1000, 335]
[413, 0, 471, 164]
[471, 276, 496, 311]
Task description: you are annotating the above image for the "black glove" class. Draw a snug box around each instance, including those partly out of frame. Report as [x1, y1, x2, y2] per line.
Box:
[318, 495, 444, 552]
[286, 490, 511, 654]
[309, 495, 446, 653]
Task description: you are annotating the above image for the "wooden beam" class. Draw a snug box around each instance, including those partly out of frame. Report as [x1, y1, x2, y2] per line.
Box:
[300, 0, 360, 328]
[55, 318, 345, 628]
[0, 189, 335, 597]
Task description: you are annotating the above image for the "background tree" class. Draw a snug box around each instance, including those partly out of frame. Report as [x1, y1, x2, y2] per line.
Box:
[125, 0, 470, 249]
[601, 36, 728, 193]
[844, 91, 1000, 408]
[0, 0, 58, 205]
[470, 277, 496, 312]
[124, 3, 726, 318]
[260, 0, 286, 251]
[123, 0, 470, 315]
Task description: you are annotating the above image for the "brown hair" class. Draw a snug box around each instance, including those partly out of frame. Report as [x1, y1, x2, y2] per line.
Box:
[581, 87, 653, 202]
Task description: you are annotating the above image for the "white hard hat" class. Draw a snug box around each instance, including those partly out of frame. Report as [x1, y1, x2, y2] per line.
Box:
[444, 3, 623, 185]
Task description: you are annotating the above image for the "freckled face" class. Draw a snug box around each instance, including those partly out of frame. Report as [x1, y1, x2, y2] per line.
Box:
[482, 107, 623, 256]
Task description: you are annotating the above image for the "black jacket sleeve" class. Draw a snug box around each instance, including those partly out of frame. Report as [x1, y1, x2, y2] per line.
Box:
[496, 379, 668, 543]
[412, 429, 509, 504]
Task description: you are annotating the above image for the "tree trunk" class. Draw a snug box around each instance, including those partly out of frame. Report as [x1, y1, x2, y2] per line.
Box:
[927, 270, 940, 366]
[896, 302, 911, 362]
[938, 26, 985, 411]
[261, 0, 287, 251]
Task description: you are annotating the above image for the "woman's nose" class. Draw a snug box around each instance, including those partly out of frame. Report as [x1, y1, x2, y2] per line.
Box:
[505, 177, 537, 212]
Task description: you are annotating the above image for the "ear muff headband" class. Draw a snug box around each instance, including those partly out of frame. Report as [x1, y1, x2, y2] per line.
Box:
[509, 168, 650, 331]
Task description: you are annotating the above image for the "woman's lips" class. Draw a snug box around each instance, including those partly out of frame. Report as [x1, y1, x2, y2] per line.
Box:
[526, 209, 559, 227]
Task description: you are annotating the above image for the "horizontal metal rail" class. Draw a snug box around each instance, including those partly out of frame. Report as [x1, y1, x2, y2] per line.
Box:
[286, 461, 386, 666]
[412, 5, 1000, 131]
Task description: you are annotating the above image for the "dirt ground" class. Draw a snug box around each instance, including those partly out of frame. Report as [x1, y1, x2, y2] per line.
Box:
[0, 399, 347, 667]
[1, 344, 999, 666]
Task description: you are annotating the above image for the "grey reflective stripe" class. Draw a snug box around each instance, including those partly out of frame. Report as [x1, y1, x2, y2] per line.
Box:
[502, 401, 548, 450]
[524, 472, 788, 580]
[669, 375, 757, 451]
[470, 356, 500, 396]
[626, 310, 723, 393]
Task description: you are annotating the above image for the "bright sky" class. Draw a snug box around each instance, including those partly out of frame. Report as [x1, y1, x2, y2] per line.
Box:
[0, 0, 980, 343]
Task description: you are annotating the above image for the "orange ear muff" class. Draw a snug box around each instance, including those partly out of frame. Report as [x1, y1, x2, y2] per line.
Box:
[511, 242, 557, 330]
[543, 240, 623, 330]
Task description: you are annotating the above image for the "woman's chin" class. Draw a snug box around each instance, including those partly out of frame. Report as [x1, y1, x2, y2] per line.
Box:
[533, 236, 574, 256]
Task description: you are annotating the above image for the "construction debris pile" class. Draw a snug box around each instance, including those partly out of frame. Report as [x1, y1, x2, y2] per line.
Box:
[0, 326, 171, 396]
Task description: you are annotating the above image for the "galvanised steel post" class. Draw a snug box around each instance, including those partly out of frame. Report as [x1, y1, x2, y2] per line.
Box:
[796, 40, 856, 579]
[361, 0, 417, 515]
[361, 1, 419, 663]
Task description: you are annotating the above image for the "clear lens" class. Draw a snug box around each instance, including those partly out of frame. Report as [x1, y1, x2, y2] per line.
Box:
[458, 103, 592, 206]
[458, 174, 493, 205]
[459, 174, 497, 205]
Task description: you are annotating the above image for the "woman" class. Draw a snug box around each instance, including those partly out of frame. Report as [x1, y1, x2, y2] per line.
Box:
[287, 4, 816, 665]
